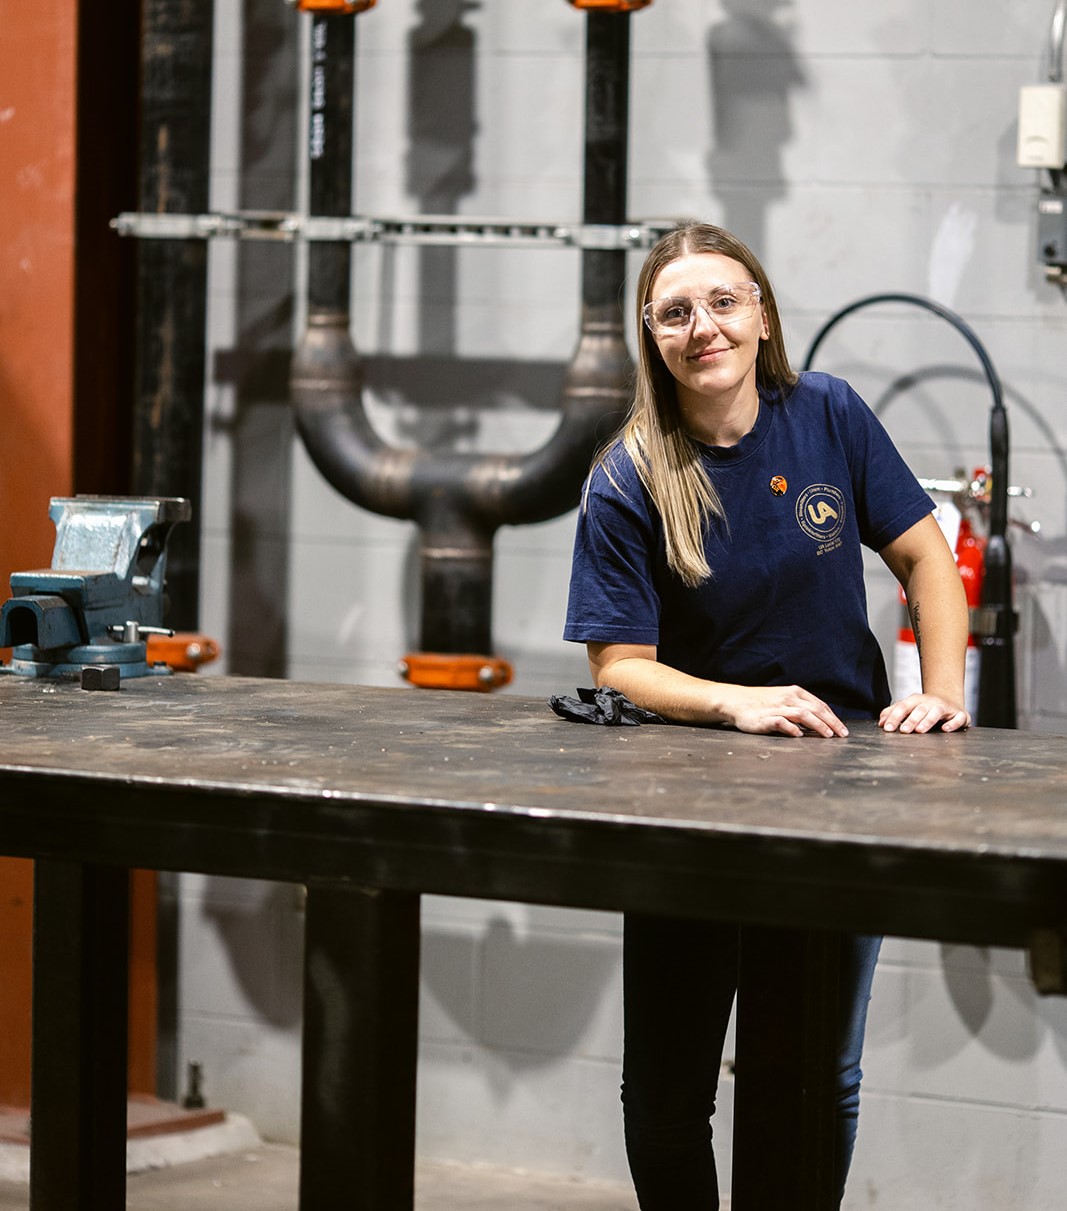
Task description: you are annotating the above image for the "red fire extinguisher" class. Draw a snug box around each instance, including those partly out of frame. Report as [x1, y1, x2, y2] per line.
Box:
[893, 502, 983, 717]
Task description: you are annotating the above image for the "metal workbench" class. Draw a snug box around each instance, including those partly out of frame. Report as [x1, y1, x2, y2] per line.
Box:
[2, 674, 1065, 1210]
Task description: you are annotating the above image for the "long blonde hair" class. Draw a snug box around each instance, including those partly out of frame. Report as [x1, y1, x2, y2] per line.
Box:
[599, 223, 797, 587]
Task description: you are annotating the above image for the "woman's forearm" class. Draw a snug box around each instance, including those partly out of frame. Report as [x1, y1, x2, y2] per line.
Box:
[903, 550, 969, 701]
[588, 644, 849, 738]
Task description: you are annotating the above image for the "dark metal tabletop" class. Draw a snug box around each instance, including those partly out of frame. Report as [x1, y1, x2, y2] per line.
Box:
[0, 673, 1065, 944]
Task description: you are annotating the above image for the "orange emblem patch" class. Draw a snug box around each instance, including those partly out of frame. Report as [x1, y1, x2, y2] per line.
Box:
[769, 475, 788, 496]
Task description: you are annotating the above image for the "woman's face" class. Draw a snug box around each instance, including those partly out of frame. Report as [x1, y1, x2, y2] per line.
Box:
[647, 252, 769, 414]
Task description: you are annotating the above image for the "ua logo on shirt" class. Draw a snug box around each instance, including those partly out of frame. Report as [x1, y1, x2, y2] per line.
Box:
[795, 484, 847, 546]
[807, 500, 839, 525]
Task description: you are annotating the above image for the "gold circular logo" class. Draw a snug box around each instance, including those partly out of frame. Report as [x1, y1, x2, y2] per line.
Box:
[795, 484, 847, 542]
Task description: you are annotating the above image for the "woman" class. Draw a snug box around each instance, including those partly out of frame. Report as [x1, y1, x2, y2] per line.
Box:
[563, 223, 970, 1208]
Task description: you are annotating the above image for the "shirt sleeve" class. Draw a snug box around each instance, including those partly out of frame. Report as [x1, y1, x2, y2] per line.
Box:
[563, 456, 663, 647]
[837, 380, 935, 551]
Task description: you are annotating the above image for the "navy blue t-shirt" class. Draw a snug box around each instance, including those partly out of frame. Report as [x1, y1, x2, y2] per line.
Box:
[563, 372, 934, 719]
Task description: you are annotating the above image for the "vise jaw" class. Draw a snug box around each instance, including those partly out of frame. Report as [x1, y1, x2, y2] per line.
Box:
[0, 496, 191, 680]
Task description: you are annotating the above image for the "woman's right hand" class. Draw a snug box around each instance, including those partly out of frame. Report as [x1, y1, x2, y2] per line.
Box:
[718, 684, 849, 738]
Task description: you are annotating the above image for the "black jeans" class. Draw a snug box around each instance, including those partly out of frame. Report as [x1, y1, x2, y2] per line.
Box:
[621, 913, 880, 1210]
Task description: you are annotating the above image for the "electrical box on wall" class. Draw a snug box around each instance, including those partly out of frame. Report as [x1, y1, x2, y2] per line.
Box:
[1018, 83, 1067, 168]
[1038, 193, 1067, 275]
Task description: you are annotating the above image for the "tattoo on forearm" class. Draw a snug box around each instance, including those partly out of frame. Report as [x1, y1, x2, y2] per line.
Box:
[910, 600, 921, 656]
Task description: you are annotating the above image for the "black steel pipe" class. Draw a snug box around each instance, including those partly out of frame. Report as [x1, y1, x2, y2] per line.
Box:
[131, 0, 215, 1104]
[132, 0, 215, 633]
[581, 12, 629, 304]
[291, 9, 634, 659]
[979, 396, 1016, 730]
[803, 293, 1016, 729]
[308, 13, 355, 313]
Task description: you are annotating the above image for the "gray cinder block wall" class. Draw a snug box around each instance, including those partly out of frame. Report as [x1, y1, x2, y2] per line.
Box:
[181, 1, 1067, 1205]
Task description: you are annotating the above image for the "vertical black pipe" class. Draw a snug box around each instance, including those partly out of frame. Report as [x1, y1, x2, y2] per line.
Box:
[308, 13, 355, 314]
[581, 12, 630, 307]
[418, 504, 495, 654]
[977, 403, 1016, 728]
[73, 0, 140, 495]
[133, 0, 214, 1103]
[133, 0, 215, 632]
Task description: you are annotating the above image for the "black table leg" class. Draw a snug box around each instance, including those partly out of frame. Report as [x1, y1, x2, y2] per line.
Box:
[732, 925, 841, 1211]
[300, 882, 421, 1211]
[30, 860, 130, 1210]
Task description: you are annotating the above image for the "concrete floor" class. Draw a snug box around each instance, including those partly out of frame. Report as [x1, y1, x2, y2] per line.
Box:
[0, 1145, 641, 1210]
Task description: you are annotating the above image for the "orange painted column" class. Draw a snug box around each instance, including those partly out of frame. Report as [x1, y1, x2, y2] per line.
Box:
[0, 3, 159, 1105]
[0, 5, 77, 1107]
[0, 12, 76, 556]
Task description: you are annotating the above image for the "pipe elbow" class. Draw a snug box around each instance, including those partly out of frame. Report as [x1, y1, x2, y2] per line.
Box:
[493, 318, 632, 524]
[291, 315, 416, 518]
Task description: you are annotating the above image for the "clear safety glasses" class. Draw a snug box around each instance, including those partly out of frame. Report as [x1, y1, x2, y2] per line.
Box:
[642, 282, 762, 337]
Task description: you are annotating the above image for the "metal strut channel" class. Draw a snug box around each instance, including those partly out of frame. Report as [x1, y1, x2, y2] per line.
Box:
[111, 209, 675, 249]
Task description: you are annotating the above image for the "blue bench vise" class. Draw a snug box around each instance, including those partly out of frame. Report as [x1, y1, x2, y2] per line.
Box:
[0, 495, 191, 681]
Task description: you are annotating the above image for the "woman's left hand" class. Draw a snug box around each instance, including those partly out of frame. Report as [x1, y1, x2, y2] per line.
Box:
[878, 694, 971, 734]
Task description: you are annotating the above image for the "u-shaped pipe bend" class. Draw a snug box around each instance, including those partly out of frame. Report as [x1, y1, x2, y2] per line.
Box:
[290, 306, 632, 536]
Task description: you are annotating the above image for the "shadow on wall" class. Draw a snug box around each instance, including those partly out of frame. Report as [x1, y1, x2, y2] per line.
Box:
[421, 914, 620, 1080]
[376, 0, 571, 452]
[706, 0, 806, 250]
[940, 945, 1067, 1066]
[390, 0, 489, 451]
[870, 944, 1067, 1073]
[199, 879, 306, 1030]
[938, 947, 1041, 1064]
[407, 0, 476, 368]
[870, 365, 978, 468]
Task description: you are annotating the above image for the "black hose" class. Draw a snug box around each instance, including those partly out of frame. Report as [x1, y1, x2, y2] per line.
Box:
[802, 293, 1015, 729]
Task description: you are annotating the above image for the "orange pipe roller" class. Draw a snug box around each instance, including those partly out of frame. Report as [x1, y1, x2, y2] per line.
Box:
[398, 653, 513, 693]
[290, 0, 377, 13]
[568, 1, 653, 11]
[146, 633, 221, 673]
